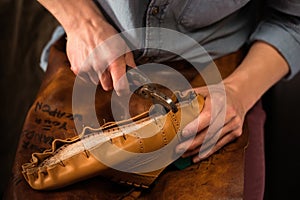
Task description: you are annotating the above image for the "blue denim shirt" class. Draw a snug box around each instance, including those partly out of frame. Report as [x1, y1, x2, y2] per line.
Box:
[41, 0, 300, 79]
[97, 0, 254, 61]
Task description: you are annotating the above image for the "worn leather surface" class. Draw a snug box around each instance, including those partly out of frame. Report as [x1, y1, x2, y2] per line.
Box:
[139, 124, 248, 200]
[22, 91, 204, 190]
[4, 36, 247, 200]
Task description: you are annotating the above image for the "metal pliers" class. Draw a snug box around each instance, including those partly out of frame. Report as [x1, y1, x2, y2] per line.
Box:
[126, 66, 178, 113]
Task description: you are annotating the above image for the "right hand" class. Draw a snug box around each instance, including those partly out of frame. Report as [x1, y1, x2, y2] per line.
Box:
[176, 84, 246, 163]
[66, 20, 136, 95]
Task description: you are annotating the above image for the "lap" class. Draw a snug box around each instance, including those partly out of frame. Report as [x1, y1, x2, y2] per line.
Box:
[4, 37, 255, 200]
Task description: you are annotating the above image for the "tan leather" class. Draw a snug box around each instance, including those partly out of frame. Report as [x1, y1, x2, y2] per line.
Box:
[22, 92, 204, 190]
[4, 36, 248, 200]
[138, 124, 249, 200]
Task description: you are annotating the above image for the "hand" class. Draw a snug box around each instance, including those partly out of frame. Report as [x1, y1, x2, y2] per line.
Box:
[66, 20, 136, 95]
[176, 83, 247, 163]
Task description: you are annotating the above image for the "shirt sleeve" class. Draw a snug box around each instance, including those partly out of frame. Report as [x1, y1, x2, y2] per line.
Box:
[249, 0, 300, 80]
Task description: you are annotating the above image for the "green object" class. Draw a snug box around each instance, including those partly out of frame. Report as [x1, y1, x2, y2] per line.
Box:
[173, 157, 192, 170]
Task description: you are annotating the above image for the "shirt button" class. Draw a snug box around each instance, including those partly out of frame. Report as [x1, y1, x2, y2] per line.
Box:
[151, 6, 159, 15]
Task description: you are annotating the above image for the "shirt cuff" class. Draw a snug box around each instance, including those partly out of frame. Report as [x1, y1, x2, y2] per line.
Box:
[40, 26, 65, 72]
[249, 21, 300, 80]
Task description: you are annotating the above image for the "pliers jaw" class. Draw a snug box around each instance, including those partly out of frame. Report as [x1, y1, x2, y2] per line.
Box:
[138, 85, 178, 113]
[126, 66, 178, 113]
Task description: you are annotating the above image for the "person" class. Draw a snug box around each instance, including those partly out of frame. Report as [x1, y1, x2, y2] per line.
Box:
[35, 0, 300, 199]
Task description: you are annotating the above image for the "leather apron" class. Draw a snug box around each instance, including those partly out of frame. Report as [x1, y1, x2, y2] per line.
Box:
[4, 36, 248, 200]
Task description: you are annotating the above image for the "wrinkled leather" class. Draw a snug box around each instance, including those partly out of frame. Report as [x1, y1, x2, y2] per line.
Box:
[4, 36, 247, 200]
[22, 91, 204, 190]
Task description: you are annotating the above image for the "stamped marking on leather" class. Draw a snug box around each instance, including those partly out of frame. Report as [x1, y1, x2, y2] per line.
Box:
[21, 130, 54, 152]
[21, 101, 83, 151]
[34, 101, 76, 120]
[33, 101, 83, 132]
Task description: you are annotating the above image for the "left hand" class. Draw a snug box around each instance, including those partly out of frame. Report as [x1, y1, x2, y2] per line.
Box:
[176, 83, 248, 163]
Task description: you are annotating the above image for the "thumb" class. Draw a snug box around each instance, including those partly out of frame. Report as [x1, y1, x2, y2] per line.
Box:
[183, 86, 209, 97]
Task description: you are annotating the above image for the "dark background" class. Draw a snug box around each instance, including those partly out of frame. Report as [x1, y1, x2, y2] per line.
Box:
[1, 0, 299, 199]
[0, 0, 58, 198]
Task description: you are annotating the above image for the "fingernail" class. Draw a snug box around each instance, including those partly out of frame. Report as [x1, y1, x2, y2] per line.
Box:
[182, 129, 190, 138]
[181, 153, 188, 158]
[192, 157, 200, 163]
[102, 84, 112, 91]
[175, 146, 185, 154]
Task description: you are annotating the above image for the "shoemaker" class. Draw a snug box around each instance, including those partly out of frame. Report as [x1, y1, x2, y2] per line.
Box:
[9, 0, 300, 199]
